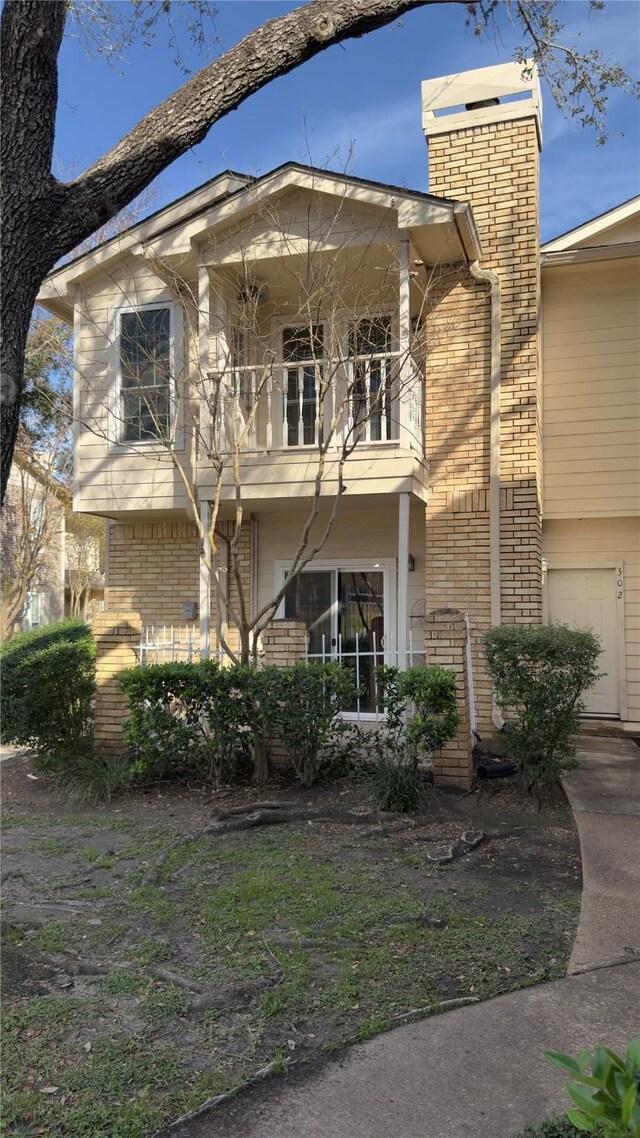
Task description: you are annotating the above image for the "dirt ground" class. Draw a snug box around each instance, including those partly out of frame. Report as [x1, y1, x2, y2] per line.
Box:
[1, 754, 582, 1137]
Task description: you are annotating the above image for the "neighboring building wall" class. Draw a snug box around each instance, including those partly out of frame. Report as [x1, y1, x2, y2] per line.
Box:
[542, 259, 639, 519]
[543, 518, 640, 723]
[542, 253, 639, 723]
[425, 108, 543, 735]
[0, 461, 65, 634]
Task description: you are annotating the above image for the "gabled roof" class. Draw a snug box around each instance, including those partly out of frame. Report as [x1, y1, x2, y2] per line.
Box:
[38, 161, 481, 319]
[542, 196, 640, 253]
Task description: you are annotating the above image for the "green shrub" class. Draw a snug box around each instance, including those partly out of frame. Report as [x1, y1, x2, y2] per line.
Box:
[482, 624, 602, 795]
[514, 1119, 586, 1137]
[367, 665, 459, 812]
[270, 661, 356, 786]
[0, 619, 95, 770]
[119, 661, 256, 786]
[545, 1040, 640, 1137]
[120, 659, 356, 788]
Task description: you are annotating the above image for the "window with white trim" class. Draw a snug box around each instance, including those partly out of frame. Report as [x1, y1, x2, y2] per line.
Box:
[119, 306, 172, 442]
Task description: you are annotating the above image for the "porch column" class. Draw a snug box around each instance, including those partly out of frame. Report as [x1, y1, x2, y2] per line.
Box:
[198, 260, 211, 451]
[209, 271, 229, 452]
[199, 499, 211, 660]
[397, 491, 410, 669]
[398, 233, 412, 450]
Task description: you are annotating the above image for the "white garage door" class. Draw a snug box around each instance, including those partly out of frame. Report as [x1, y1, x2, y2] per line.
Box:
[547, 567, 620, 716]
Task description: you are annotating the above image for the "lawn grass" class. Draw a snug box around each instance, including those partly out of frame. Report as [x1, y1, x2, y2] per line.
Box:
[2, 793, 580, 1137]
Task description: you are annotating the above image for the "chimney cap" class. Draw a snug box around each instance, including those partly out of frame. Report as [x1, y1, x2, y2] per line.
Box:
[422, 60, 542, 149]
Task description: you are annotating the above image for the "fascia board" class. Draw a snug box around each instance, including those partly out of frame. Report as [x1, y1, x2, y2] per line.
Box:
[542, 198, 640, 252]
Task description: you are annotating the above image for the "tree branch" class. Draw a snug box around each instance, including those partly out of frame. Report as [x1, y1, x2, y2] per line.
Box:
[55, 0, 434, 249]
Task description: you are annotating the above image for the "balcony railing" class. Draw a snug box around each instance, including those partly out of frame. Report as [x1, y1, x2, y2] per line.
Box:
[209, 351, 423, 455]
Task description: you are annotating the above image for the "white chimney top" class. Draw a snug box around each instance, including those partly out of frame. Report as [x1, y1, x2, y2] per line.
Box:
[422, 60, 542, 149]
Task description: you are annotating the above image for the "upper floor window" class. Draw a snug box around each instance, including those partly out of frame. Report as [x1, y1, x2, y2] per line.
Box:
[119, 306, 172, 442]
[348, 316, 393, 442]
[283, 324, 324, 447]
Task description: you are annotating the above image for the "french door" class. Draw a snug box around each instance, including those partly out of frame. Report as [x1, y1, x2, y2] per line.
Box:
[282, 566, 388, 714]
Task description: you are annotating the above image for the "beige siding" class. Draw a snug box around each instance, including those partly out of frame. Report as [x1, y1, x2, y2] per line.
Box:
[255, 498, 426, 637]
[74, 258, 195, 516]
[543, 517, 640, 723]
[542, 259, 640, 519]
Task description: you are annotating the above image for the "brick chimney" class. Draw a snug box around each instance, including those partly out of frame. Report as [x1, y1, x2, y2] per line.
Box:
[421, 62, 543, 735]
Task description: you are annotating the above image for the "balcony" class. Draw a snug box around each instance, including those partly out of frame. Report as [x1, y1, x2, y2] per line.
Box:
[207, 351, 424, 457]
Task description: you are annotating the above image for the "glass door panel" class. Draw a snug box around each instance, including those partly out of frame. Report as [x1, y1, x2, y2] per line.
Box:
[338, 571, 384, 712]
[283, 570, 333, 656]
[283, 567, 386, 714]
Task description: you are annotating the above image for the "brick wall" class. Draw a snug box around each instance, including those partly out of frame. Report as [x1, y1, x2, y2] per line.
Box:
[425, 113, 543, 736]
[106, 517, 252, 654]
[261, 619, 308, 666]
[424, 609, 473, 787]
[92, 611, 142, 752]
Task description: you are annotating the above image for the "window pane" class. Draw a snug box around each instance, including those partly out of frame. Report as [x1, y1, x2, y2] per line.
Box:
[284, 570, 333, 656]
[120, 308, 171, 439]
[282, 325, 323, 362]
[122, 388, 170, 442]
[349, 317, 391, 356]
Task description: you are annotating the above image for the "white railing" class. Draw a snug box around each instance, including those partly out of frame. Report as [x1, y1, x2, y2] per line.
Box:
[305, 628, 425, 721]
[212, 353, 424, 454]
[137, 624, 202, 665]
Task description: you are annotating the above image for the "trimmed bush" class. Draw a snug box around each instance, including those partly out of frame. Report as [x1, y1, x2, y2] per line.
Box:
[482, 624, 602, 795]
[119, 659, 355, 787]
[368, 665, 459, 811]
[120, 661, 256, 785]
[0, 619, 95, 770]
[270, 661, 356, 786]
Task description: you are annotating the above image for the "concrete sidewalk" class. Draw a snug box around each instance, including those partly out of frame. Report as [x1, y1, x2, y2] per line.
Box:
[565, 735, 640, 973]
[173, 734, 640, 1138]
[185, 961, 640, 1138]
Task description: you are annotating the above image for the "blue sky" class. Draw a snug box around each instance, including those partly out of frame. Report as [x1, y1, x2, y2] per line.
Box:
[55, 0, 640, 242]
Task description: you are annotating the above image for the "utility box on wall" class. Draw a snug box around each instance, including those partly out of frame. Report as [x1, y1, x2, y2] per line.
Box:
[182, 601, 198, 621]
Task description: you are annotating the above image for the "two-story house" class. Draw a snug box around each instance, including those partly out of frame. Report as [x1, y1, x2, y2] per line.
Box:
[37, 60, 640, 765]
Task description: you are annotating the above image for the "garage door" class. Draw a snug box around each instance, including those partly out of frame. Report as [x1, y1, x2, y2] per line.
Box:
[547, 567, 620, 716]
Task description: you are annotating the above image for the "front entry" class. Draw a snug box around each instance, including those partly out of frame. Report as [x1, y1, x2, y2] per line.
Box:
[547, 566, 622, 716]
[282, 566, 387, 714]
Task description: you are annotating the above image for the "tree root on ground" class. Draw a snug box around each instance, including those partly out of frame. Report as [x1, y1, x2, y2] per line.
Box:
[143, 801, 485, 884]
[148, 1056, 296, 1138]
[38, 949, 281, 1013]
[143, 804, 386, 885]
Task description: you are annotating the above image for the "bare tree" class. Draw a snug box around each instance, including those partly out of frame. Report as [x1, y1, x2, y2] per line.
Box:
[1, 0, 636, 503]
[66, 511, 105, 619]
[0, 446, 68, 637]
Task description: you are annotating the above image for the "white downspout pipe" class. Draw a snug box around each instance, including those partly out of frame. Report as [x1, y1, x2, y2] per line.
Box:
[469, 260, 503, 729]
[199, 500, 211, 661]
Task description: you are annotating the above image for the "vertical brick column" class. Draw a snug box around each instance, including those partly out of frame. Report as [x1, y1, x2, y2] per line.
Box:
[261, 620, 308, 666]
[92, 611, 142, 753]
[425, 608, 473, 788]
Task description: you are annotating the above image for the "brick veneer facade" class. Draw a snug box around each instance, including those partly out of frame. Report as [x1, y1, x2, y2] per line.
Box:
[425, 111, 543, 736]
[425, 609, 472, 787]
[92, 611, 142, 752]
[106, 518, 251, 655]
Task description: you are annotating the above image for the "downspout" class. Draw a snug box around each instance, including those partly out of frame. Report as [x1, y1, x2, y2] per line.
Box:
[469, 260, 504, 730]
